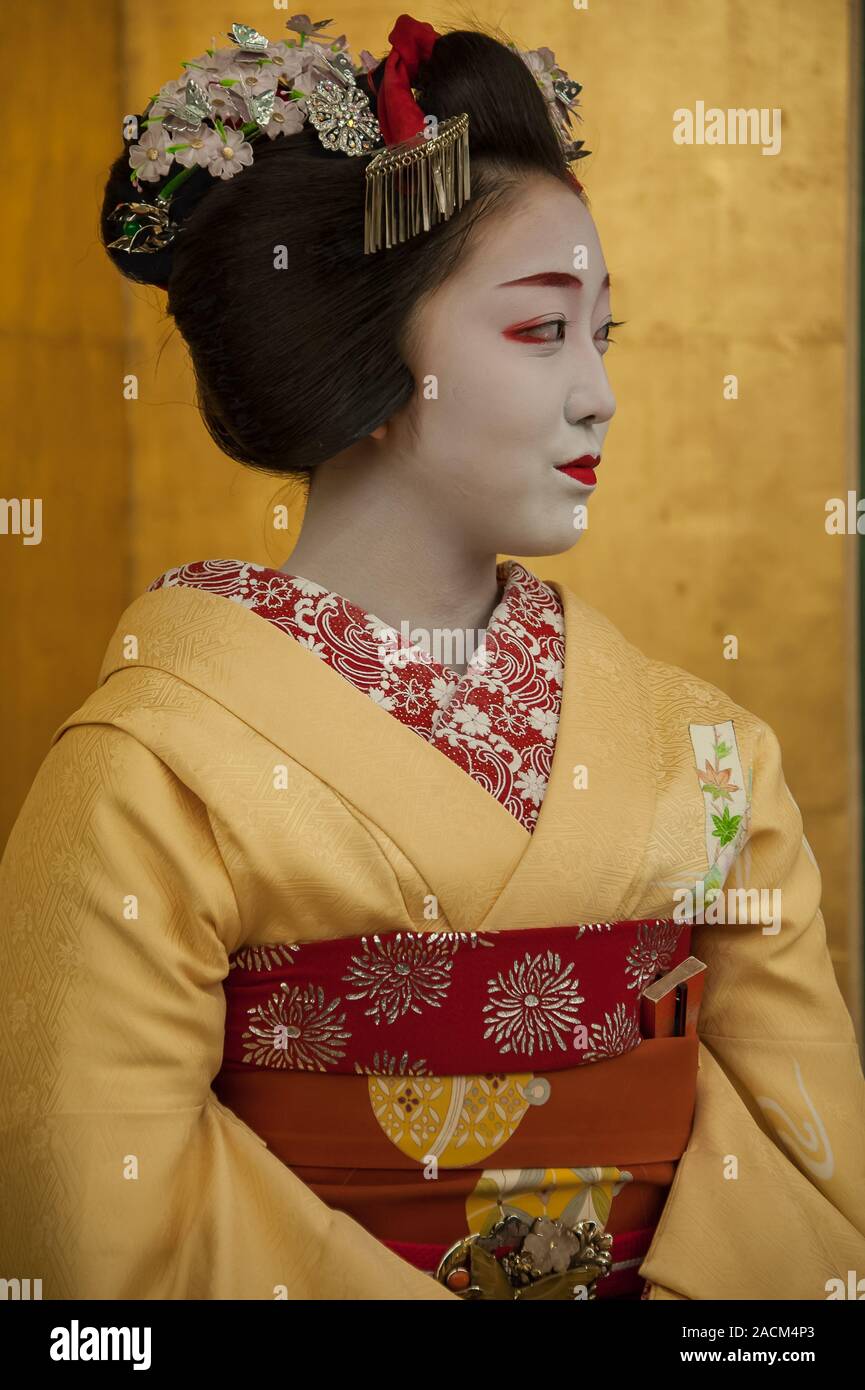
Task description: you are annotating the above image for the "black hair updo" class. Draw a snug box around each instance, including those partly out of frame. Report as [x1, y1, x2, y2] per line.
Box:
[100, 26, 588, 479]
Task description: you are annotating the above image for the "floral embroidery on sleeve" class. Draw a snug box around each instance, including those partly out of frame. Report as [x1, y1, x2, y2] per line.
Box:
[688, 720, 753, 905]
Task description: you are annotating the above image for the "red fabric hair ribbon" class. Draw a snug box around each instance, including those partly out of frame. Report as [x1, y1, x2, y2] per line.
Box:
[370, 13, 441, 145]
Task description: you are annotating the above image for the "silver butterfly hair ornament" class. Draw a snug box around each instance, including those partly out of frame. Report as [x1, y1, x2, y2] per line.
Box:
[108, 16, 589, 258]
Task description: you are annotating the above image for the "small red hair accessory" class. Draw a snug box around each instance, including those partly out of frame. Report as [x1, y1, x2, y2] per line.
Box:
[371, 13, 440, 144]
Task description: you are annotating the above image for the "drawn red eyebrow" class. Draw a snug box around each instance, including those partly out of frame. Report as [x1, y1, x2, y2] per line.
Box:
[497, 271, 611, 290]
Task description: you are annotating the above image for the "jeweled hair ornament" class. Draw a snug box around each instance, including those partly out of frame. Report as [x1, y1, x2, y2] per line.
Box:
[108, 13, 589, 261]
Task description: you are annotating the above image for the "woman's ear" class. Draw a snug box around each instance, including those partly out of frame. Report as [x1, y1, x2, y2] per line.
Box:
[370, 423, 387, 441]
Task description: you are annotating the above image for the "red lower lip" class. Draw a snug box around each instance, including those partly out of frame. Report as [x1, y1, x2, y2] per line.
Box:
[557, 464, 597, 485]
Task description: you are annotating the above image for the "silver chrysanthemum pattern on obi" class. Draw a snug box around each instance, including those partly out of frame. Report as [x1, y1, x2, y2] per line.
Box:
[582, 1001, 642, 1063]
[230, 941, 300, 972]
[482, 949, 585, 1056]
[624, 920, 683, 991]
[342, 932, 456, 1024]
[241, 981, 351, 1070]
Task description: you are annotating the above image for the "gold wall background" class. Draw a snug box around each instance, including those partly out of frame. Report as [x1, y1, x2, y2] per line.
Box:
[1, 0, 861, 1031]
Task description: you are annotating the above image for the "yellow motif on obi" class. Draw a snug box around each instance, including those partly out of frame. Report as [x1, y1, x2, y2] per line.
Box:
[466, 1166, 633, 1236]
[366, 1072, 551, 1165]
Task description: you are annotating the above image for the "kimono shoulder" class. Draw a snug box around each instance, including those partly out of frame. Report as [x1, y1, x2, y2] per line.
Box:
[0, 596, 458, 1298]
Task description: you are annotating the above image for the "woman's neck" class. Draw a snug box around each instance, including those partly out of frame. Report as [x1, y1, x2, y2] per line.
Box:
[282, 454, 506, 673]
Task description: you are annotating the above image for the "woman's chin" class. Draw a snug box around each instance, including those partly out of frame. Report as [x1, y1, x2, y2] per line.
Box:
[498, 516, 590, 559]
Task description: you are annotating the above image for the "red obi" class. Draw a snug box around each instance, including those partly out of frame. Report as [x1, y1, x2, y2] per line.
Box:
[213, 919, 700, 1299]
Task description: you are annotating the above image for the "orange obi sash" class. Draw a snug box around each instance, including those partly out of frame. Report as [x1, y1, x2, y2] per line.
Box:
[213, 919, 700, 1298]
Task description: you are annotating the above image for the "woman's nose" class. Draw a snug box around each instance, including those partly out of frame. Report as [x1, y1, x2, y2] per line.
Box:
[565, 374, 616, 428]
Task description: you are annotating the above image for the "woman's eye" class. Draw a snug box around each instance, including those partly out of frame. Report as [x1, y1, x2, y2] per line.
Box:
[505, 319, 568, 344]
[505, 318, 626, 347]
[597, 318, 625, 348]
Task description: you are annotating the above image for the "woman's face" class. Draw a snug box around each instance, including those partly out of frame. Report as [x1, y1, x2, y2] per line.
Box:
[387, 175, 617, 558]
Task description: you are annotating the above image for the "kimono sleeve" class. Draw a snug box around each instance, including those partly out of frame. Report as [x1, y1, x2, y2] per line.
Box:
[0, 722, 455, 1300]
[643, 718, 865, 1300]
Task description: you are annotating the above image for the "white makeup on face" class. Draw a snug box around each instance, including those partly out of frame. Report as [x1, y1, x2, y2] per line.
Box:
[393, 175, 618, 558]
[284, 177, 618, 641]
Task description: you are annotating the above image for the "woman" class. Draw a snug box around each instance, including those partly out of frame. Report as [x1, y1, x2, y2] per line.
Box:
[1, 13, 864, 1302]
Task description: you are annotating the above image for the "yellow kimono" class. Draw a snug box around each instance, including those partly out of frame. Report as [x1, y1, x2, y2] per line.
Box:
[1, 572, 864, 1300]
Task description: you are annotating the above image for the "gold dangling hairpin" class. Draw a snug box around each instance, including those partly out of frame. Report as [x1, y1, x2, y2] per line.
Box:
[363, 113, 471, 255]
[304, 46, 471, 254]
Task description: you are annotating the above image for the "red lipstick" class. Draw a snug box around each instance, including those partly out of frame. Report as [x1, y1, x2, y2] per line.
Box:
[555, 454, 599, 486]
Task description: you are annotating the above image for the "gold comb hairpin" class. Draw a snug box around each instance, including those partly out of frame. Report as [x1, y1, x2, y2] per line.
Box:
[363, 113, 470, 254]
